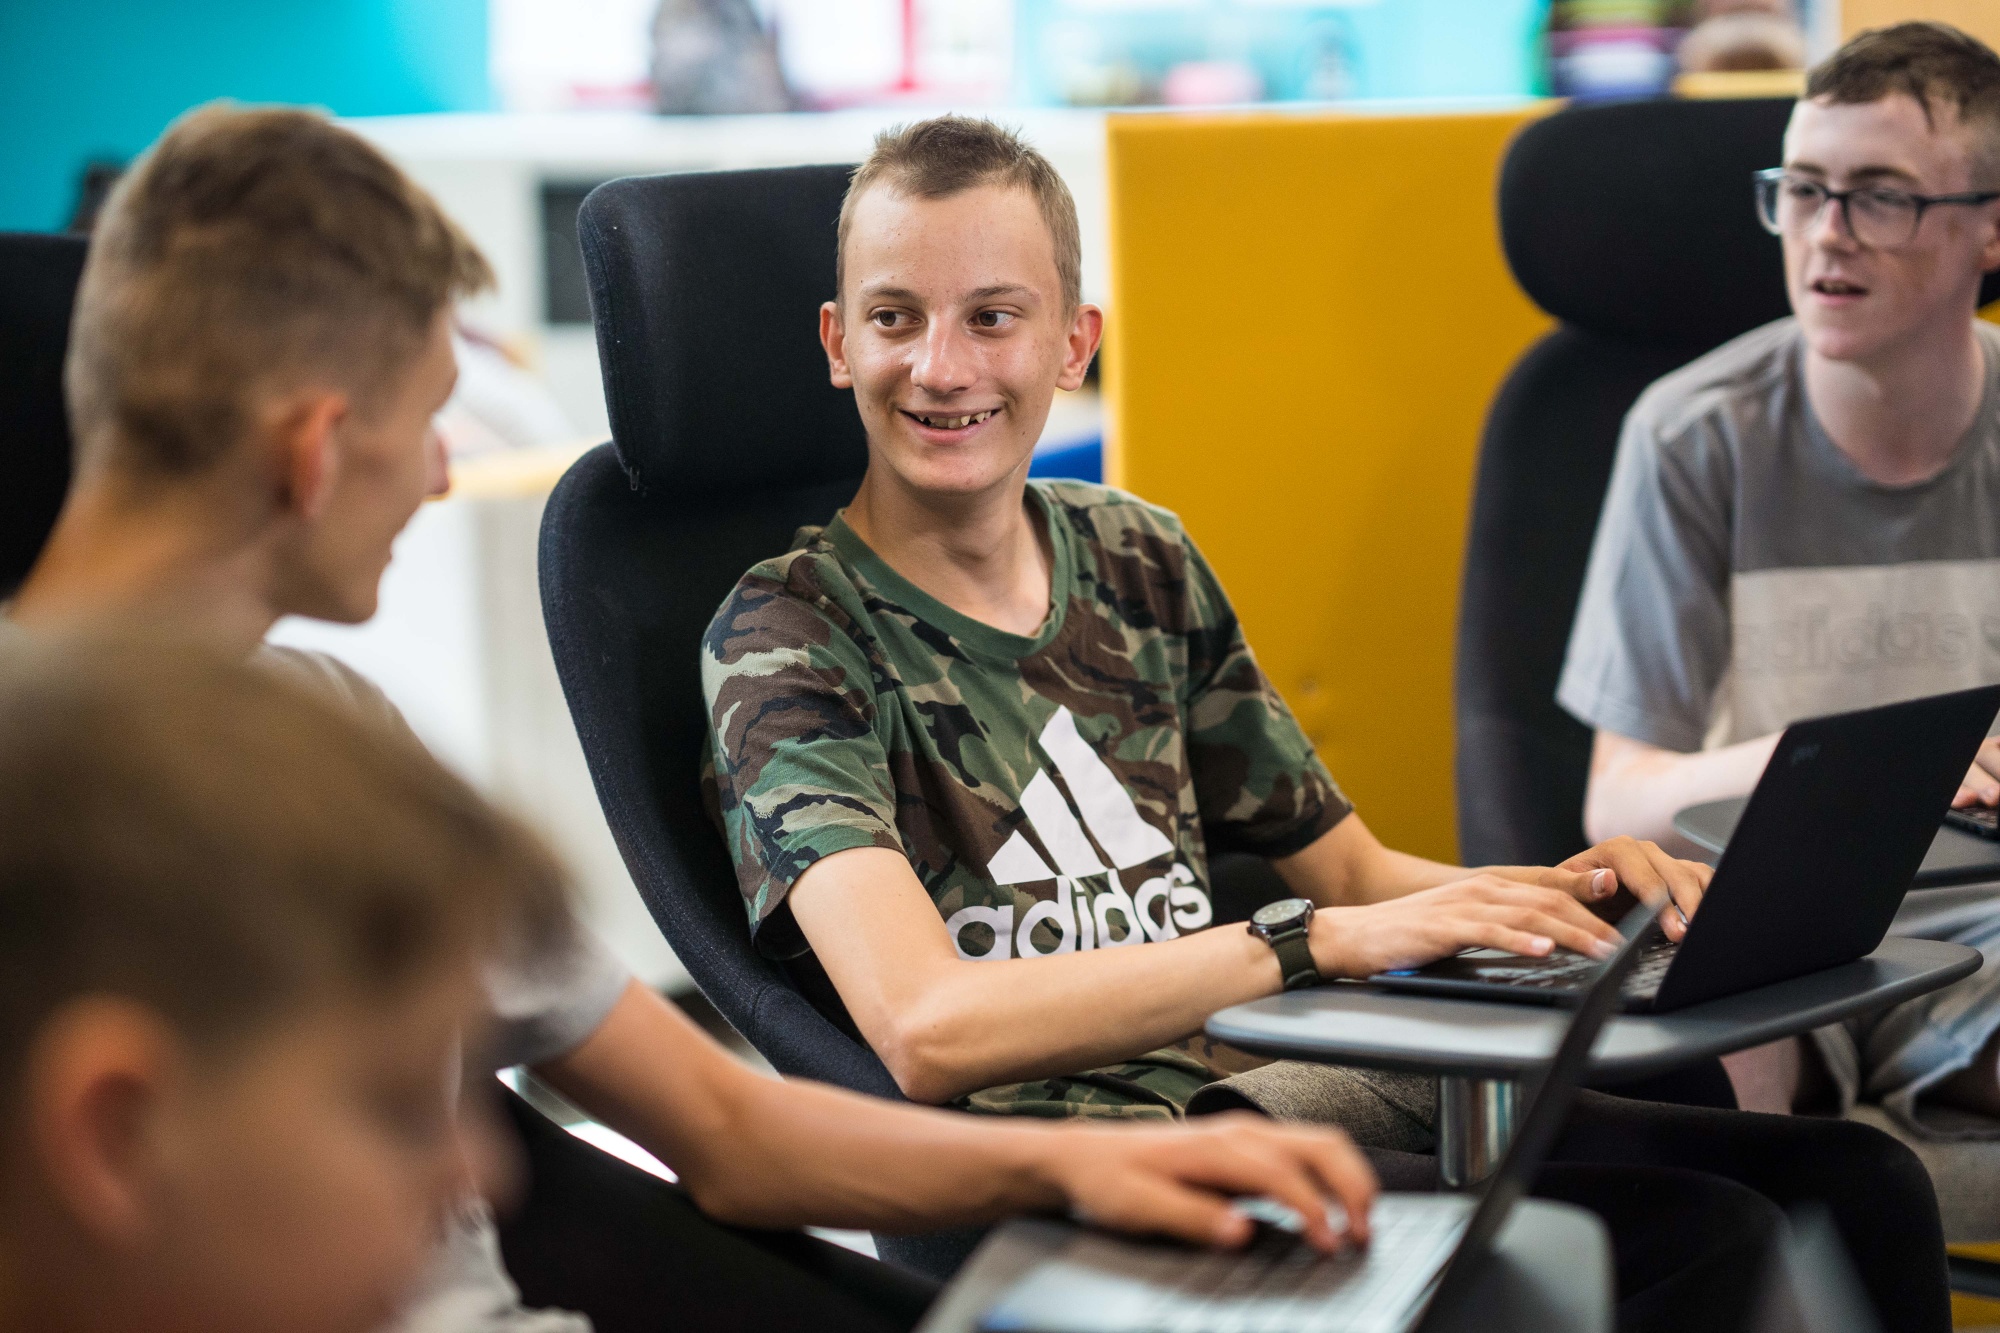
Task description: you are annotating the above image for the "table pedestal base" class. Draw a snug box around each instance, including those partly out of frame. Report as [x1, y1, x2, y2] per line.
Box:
[1439, 1075, 1521, 1188]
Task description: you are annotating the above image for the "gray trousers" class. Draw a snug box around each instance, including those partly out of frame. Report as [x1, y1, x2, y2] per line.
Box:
[1812, 880, 2000, 1140]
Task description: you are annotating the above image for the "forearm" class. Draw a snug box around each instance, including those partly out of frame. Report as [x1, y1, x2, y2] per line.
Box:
[1584, 729, 1776, 847]
[532, 981, 1071, 1230]
[835, 923, 1285, 1103]
[1272, 814, 1464, 906]
[530, 981, 1383, 1247]
[687, 1073, 1072, 1231]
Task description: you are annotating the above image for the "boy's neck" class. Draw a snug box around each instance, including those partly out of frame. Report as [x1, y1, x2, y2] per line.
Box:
[10, 476, 281, 656]
[843, 463, 1054, 638]
[1804, 315, 1988, 487]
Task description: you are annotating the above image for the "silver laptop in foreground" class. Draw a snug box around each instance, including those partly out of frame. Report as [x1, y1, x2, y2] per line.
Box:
[976, 903, 1659, 1333]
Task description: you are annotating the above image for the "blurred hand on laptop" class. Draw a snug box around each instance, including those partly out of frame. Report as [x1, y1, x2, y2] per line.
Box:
[1048, 1112, 1378, 1254]
[1952, 736, 2000, 808]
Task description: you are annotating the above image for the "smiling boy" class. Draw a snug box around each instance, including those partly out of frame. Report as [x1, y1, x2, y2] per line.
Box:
[699, 116, 1968, 1333]
[708, 116, 1702, 1122]
[1560, 22, 2000, 1126]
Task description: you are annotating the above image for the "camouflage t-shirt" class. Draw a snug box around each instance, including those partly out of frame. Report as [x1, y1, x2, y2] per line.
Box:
[701, 479, 1351, 1116]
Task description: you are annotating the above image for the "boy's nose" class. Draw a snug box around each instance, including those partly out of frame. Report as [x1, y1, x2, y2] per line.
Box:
[910, 326, 977, 395]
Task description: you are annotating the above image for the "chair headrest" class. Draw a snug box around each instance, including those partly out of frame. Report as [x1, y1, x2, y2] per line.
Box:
[1500, 98, 1797, 344]
[1503, 97, 2000, 342]
[0, 231, 86, 593]
[578, 165, 869, 495]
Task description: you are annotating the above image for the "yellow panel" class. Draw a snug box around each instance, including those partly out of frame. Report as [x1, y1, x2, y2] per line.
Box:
[1105, 107, 1553, 863]
[1954, 1242, 2000, 1326]
[1675, 69, 1805, 99]
[1844, 0, 2000, 50]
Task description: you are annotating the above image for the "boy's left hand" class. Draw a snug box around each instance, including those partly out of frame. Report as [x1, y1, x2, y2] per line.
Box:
[1491, 837, 1711, 942]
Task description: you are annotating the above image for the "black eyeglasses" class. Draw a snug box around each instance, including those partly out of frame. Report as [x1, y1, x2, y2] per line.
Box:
[1754, 167, 2000, 249]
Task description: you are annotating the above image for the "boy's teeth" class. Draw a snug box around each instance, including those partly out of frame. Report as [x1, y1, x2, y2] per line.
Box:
[917, 410, 993, 429]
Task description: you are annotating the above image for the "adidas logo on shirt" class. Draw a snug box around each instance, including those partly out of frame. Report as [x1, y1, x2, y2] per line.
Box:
[945, 707, 1210, 960]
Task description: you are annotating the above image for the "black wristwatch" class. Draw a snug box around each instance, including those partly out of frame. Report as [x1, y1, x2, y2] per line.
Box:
[1248, 897, 1320, 991]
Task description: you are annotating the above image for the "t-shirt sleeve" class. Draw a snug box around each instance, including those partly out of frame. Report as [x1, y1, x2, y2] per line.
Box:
[702, 574, 905, 957]
[482, 927, 632, 1071]
[1180, 538, 1353, 857]
[1556, 398, 1735, 753]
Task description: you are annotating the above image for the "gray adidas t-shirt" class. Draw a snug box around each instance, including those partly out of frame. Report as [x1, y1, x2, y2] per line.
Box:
[1559, 316, 2000, 752]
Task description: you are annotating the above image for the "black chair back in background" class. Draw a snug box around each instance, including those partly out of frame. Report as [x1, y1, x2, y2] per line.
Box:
[539, 165, 986, 1277]
[1453, 97, 2000, 868]
[0, 232, 86, 595]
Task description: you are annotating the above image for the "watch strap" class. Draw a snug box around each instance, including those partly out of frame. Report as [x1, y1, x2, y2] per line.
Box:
[1267, 926, 1319, 991]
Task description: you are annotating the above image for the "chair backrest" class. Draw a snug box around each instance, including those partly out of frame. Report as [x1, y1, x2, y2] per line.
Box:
[0, 232, 87, 595]
[543, 164, 990, 1276]
[542, 163, 883, 1082]
[1453, 97, 2000, 866]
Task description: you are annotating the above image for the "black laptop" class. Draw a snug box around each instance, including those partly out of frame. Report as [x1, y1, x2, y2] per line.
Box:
[975, 904, 1660, 1333]
[1371, 685, 2000, 1014]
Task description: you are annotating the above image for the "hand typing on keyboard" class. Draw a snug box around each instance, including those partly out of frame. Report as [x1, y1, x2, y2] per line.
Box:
[1955, 735, 2000, 809]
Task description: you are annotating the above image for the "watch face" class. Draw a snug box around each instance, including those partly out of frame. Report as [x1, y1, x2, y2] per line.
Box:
[1251, 898, 1310, 930]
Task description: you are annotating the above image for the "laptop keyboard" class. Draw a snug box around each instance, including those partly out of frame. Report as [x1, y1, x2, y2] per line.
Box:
[981, 1196, 1474, 1333]
[1493, 938, 1679, 1000]
[1945, 806, 2000, 839]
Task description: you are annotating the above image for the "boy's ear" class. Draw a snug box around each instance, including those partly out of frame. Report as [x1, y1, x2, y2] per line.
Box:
[820, 301, 854, 389]
[1057, 304, 1105, 393]
[27, 998, 181, 1249]
[1980, 203, 2000, 276]
[272, 392, 352, 523]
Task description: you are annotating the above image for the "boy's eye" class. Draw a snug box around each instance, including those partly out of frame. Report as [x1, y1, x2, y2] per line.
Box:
[974, 310, 1015, 329]
[871, 309, 908, 329]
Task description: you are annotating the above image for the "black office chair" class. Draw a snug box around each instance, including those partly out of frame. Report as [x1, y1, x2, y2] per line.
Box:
[1453, 96, 2000, 869]
[539, 164, 986, 1279]
[0, 232, 87, 594]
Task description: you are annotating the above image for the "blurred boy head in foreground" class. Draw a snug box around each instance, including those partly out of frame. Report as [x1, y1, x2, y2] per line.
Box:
[0, 636, 566, 1333]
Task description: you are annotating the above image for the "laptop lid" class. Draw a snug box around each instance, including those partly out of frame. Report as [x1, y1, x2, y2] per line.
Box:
[1416, 902, 1658, 1322]
[1651, 684, 2000, 1012]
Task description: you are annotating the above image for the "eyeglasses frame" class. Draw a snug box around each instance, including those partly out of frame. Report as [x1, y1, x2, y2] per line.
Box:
[1753, 167, 2000, 248]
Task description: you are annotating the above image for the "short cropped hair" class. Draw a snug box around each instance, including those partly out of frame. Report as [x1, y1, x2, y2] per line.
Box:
[837, 116, 1082, 313]
[67, 103, 492, 478]
[0, 634, 568, 1090]
[1807, 22, 2000, 180]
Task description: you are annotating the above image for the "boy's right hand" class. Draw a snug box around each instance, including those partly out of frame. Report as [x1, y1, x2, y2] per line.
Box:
[1311, 876, 1625, 978]
[1037, 1113, 1377, 1254]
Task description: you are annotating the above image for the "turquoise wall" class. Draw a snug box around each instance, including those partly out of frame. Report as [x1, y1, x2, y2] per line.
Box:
[0, 1, 490, 232]
[1343, 0, 1547, 102]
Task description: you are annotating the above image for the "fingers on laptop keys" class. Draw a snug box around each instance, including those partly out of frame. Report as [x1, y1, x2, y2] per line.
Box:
[1205, 1121, 1375, 1254]
[1560, 836, 1708, 942]
[1230, 1195, 1353, 1248]
[1459, 876, 1623, 960]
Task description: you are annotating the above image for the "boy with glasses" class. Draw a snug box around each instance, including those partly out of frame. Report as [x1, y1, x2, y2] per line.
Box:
[1561, 22, 2000, 1125]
